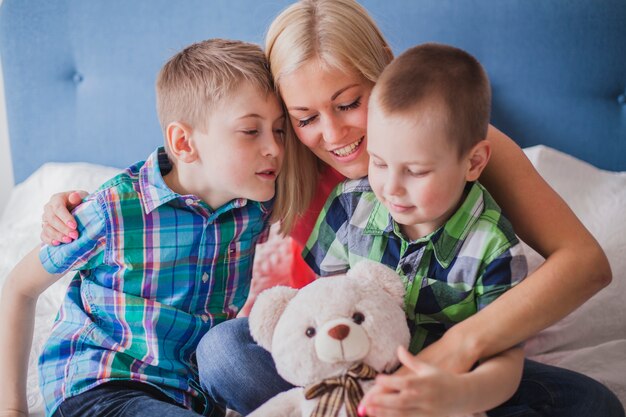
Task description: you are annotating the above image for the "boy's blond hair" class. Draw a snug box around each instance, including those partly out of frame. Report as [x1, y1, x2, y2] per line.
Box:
[156, 38, 298, 232]
[265, 0, 395, 220]
[156, 39, 274, 134]
[374, 43, 491, 157]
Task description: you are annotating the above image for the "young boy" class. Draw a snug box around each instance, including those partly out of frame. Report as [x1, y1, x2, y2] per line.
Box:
[304, 43, 528, 415]
[0, 39, 293, 417]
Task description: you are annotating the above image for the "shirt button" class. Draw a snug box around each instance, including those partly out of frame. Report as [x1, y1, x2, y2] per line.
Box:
[401, 263, 413, 275]
[201, 314, 209, 323]
[185, 198, 195, 205]
[202, 272, 209, 283]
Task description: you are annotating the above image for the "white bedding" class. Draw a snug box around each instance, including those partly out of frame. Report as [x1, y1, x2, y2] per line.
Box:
[0, 146, 625, 415]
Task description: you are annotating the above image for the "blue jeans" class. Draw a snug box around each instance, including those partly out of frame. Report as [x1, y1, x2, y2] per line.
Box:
[53, 380, 223, 417]
[197, 317, 625, 417]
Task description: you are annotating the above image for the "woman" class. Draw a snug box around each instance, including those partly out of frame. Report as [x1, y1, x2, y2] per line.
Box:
[42, 1, 623, 416]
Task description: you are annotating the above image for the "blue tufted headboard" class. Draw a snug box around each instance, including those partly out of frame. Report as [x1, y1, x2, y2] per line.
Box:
[1, 0, 625, 186]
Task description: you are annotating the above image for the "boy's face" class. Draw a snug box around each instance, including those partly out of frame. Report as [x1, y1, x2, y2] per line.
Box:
[191, 83, 285, 208]
[367, 100, 471, 241]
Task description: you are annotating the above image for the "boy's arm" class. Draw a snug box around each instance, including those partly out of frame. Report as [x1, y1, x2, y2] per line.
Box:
[0, 246, 62, 416]
[362, 346, 524, 416]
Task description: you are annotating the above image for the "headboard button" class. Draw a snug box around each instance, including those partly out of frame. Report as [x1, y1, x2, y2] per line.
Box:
[72, 72, 84, 84]
[618, 93, 626, 106]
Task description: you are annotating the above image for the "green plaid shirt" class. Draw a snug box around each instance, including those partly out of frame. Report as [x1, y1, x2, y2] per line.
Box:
[304, 178, 527, 353]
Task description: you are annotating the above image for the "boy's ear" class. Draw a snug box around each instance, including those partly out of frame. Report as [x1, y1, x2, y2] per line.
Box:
[166, 121, 197, 163]
[465, 139, 491, 182]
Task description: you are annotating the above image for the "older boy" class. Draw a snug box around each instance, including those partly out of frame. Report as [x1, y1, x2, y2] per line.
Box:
[304, 43, 528, 416]
[0, 39, 292, 417]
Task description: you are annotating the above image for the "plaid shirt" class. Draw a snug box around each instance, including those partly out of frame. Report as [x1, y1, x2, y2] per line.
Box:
[304, 178, 526, 353]
[38, 147, 271, 416]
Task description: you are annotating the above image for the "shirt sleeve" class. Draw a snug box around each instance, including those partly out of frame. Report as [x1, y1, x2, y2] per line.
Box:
[302, 183, 351, 277]
[39, 194, 107, 274]
[475, 241, 528, 310]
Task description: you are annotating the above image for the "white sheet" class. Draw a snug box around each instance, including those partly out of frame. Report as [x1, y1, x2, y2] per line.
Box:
[1, 147, 625, 415]
[522, 146, 626, 405]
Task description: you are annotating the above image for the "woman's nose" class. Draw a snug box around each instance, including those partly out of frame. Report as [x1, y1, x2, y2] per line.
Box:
[321, 115, 347, 145]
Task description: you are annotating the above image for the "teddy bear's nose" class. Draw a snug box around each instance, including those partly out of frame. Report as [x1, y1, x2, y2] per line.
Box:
[328, 324, 350, 340]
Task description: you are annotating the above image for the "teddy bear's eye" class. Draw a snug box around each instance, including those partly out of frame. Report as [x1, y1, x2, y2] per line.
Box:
[305, 327, 316, 338]
[352, 312, 365, 325]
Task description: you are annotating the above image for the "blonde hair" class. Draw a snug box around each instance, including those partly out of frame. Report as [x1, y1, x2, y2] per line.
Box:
[265, 0, 394, 220]
[156, 39, 273, 134]
[156, 38, 298, 231]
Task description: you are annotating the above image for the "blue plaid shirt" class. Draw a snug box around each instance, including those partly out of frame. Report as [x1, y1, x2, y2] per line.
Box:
[38, 147, 271, 416]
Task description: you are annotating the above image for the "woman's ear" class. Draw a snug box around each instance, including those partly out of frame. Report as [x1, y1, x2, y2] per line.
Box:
[465, 140, 491, 181]
[166, 121, 197, 163]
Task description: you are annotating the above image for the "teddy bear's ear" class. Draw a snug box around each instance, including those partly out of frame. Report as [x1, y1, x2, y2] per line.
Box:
[347, 260, 405, 307]
[249, 285, 298, 352]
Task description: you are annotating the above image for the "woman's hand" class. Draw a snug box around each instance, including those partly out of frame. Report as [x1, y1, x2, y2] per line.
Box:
[359, 346, 473, 417]
[41, 190, 88, 245]
[0, 410, 28, 417]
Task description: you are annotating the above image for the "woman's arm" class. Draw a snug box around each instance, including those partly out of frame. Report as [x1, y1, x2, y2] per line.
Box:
[0, 247, 61, 416]
[416, 125, 611, 372]
[362, 346, 524, 417]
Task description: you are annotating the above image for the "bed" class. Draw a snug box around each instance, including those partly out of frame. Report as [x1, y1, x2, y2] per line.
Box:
[0, 1, 625, 415]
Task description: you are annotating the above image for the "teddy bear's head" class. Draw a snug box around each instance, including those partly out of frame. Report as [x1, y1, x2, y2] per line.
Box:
[249, 260, 410, 387]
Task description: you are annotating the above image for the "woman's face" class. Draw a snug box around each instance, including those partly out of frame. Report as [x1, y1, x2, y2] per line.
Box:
[279, 59, 373, 179]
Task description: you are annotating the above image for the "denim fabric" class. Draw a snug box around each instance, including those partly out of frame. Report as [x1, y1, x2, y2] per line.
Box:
[488, 359, 625, 417]
[53, 381, 224, 417]
[197, 317, 625, 417]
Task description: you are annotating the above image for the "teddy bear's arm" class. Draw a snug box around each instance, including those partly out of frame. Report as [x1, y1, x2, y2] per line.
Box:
[247, 387, 305, 417]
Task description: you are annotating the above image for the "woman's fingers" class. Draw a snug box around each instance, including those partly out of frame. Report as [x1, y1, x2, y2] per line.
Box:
[40, 190, 87, 244]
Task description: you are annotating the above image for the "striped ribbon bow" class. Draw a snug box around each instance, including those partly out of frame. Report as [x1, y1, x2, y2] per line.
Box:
[304, 363, 378, 417]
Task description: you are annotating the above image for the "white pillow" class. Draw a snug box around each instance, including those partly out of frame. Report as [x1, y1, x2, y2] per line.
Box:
[521, 145, 626, 407]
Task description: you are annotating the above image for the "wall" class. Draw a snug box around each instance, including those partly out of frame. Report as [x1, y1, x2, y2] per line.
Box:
[0, 0, 14, 218]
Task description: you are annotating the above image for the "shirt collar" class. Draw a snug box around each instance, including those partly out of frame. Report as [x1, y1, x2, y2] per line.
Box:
[139, 147, 180, 213]
[365, 182, 485, 268]
[138, 147, 271, 215]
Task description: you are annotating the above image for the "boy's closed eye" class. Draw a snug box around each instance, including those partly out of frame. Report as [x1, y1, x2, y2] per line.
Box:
[241, 129, 260, 136]
[407, 168, 430, 177]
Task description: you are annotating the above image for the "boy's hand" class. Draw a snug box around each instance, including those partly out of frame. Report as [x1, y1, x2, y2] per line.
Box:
[238, 224, 293, 317]
[359, 346, 471, 417]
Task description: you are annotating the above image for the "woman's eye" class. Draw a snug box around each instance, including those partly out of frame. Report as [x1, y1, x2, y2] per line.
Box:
[408, 170, 428, 177]
[242, 129, 259, 136]
[297, 116, 316, 128]
[338, 98, 361, 111]
[305, 327, 316, 338]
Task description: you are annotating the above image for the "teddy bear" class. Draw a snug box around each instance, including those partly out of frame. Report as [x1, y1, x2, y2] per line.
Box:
[247, 260, 411, 417]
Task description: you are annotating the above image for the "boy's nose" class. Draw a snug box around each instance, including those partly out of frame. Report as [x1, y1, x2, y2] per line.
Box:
[263, 134, 282, 157]
[385, 175, 404, 196]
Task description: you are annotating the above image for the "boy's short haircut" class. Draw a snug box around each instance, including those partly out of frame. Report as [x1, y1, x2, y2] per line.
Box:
[374, 42, 491, 156]
[156, 39, 275, 135]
